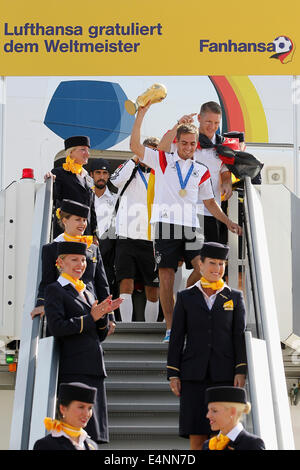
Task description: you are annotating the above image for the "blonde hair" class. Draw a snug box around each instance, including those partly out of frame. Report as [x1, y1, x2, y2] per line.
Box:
[221, 401, 251, 418]
[176, 123, 199, 141]
[65, 147, 77, 157]
[200, 101, 222, 116]
[57, 210, 72, 229]
[143, 137, 159, 148]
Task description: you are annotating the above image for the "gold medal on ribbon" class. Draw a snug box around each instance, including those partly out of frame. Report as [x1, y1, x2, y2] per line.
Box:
[176, 161, 193, 199]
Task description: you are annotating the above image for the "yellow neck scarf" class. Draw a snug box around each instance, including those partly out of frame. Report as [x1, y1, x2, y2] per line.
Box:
[63, 232, 93, 248]
[63, 155, 83, 175]
[208, 433, 230, 450]
[44, 417, 83, 438]
[200, 277, 224, 291]
[61, 272, 86, 293]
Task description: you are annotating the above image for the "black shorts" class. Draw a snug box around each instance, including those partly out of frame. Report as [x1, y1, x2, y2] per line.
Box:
[153, 222, 204, 271]
[184, 216, 220, 270]
[115, 237, 159, 287]
[203, 215, 220, 243]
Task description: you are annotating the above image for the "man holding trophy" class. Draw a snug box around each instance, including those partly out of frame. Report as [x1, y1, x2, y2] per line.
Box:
[129, 99, 241, 342]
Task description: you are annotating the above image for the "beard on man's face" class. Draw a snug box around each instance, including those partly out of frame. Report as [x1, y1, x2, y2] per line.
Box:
[94, 179, 107, 189]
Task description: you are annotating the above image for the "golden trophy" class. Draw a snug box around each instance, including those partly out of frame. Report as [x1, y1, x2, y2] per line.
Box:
[125, 83, 167, 115]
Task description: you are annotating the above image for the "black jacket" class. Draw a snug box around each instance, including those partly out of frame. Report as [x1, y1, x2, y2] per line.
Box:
[33, 433, 97, 450]
[51, 167, 97, 236]
[167, 285, 247, 382]
[45, 281, 108, 377]
[203, 429, 265, 450]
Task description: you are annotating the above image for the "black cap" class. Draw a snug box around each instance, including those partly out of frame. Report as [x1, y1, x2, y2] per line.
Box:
[61, 199, 90, 219]
[57, 241, 87, 256]
[64, 135, 90, 150]
[205, 386, 247, 405]
[200, 242, 229, 260]
[89, 158, 110, 172]
[58, 382, 97, 404]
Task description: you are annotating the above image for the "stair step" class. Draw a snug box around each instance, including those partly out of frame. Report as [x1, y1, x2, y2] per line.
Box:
[101, 321, 178, 449]
[99, 437, 189, 450]
[103, 342, 168, 360]
[113, 322, 166, 333]
[108, 413, 178, 426]
[109, 425, 179, 435]
[106, 382, 170, 391]
[108, 403, 179, 412]
[105, 353, 167, 361]
[106, 333, 165, 343]
[105, 361, 166, 371]
[108, 391, 178, 404]
[103, 342, 168, 351]
[106, 372, 166, 382]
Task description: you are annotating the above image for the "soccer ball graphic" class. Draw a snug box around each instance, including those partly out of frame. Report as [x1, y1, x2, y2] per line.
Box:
[273, 36, 292, 54]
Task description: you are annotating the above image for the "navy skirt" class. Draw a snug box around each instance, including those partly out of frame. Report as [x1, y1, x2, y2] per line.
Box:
[179, 378, 232, 438]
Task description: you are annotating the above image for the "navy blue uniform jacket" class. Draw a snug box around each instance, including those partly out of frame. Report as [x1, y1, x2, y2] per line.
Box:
[203, 429, 265, 450]
[51, 167, 97, 236]
[33, 434, 97, 450]
[167, 285, 247, 382]
[45, 281, 108, 377]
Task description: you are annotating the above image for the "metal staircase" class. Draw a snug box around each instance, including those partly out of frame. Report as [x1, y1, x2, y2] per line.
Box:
[101, 322, 189, 450]
[7, 178, 296, 450]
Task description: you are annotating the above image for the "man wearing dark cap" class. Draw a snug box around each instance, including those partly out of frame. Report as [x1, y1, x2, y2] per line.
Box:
[167, 242, 247, 450]
[47, 135, 98, 239]
[89, 158, 119, 314]
[89, 158, 118, 239]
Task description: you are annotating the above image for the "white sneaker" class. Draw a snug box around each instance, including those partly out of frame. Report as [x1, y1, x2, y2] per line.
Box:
[163, 329, 171, 343]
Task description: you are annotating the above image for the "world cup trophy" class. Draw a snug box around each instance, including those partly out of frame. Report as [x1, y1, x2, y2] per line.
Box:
[125, 83, 167, 115]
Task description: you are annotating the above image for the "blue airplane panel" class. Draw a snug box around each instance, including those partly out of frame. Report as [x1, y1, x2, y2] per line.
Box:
[44, 80, 134, 149]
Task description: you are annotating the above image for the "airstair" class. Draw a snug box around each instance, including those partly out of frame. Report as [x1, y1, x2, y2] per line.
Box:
[1, 174, 297, 450]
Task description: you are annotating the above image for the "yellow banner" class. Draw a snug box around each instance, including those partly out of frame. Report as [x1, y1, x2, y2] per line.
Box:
[0, 0, 299, 75]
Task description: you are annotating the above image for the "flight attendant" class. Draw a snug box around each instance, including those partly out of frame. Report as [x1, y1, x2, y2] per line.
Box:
[30, 199, 115, 335]
[33, 382, 98, 451]
[50, 135, 97, 238]
[203, 386, 265, 450]
[44, 241, 122, 443]
[167, 242, 247, 450]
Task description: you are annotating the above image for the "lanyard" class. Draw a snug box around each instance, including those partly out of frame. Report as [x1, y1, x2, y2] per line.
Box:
[175, 160, 194, 190]
[137, 166, 148, 190]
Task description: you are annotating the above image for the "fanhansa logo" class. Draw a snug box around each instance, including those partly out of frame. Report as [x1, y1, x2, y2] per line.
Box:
[199, 36, 295, 63]
[270, 36, 294, 64]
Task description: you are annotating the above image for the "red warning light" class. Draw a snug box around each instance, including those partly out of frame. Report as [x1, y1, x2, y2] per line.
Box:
[8, 363, 17, 372]
[22, 168, 34, 179]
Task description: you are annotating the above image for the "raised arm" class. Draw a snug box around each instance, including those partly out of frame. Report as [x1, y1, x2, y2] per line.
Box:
[129, 103, 151, 159]
[158, 114, 197, 152]
[110, 158, 137, 189]
[158, 126, 177, 153]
